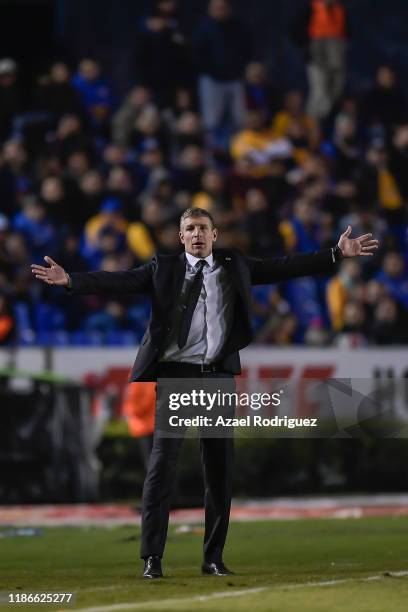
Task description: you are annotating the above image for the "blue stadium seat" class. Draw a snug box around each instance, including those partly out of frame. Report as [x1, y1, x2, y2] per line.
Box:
[69, 331, 104, 346]
[13, 302, 35, 345]
[284, 278, 324, 330]
[105, 331, 138, 346]
[33, 302, 66, 333]
[128, 301, 151, 336]
[50, 331, 70, 346]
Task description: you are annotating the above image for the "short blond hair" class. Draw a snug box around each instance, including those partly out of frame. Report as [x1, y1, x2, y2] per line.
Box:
[179, 208, 215, 229]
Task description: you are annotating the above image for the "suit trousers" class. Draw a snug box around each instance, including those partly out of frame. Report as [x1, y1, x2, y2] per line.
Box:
[140, 365, 234, 563]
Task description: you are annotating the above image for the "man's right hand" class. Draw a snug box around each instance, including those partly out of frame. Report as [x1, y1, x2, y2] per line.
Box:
[31, 256, 70, 286]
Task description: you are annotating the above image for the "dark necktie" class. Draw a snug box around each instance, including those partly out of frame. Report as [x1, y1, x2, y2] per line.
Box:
[178, 260, 207, 349]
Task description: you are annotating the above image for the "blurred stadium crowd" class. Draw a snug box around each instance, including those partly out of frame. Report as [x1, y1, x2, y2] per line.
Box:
[0, 0, 407, 348]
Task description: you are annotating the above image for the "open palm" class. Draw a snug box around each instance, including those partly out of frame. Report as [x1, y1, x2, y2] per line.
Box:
[31, 257, 69, 285]
[338, 226, 379, 258]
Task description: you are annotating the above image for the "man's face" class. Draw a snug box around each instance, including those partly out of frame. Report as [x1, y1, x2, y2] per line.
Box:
[179, 216, 217, 258]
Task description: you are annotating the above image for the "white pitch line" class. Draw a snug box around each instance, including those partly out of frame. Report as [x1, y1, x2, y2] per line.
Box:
[282, 570, 408, 590]
[80, 586, 119, 593]
[74, 570, 408, 612]
[74, 587, 267, 612]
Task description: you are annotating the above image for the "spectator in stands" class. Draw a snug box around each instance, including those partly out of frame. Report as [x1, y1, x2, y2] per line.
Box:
[332, 111, 359, 180]
[362, 65, 407, 137]
[65, 149, 92, 182]
[244, 188, 285, 257]
[292, 0, 350, 120]
[1, 231, 32, 301]
[354, 141, 405, 227]
[155, 221, 180, 254]
[0, 229, 29, 278]
[231, 110, 292, 178]
[134, 139, 166, 195]
[192, 168, 228, 212]
[194, 0, 251, 144]
[105, 165, 135, 213]
[13, 197, 57, 263]
[56, 234, 88, 274]
[134, 0, 192, 109]
[172, 111, 204, 156]
[49, 114, 94, 164]
[362, 278, 388, 330]
[131, 105, 168, 158]
[293, 152, 329, 197]
[35, 62, 83, 119]
[0, 139, 31, 216]
[304, 322, 331, 346]
[250, 285, 288, 334]
[173, 144, 206, 193]
[112, 87, 153, 147]
[102, 143, 131, 171]
[244, 62, 280, 121]
[257, 310, 299, 345]
[14, 62, 81, 157]
[375, 251, 408, 310]
[326, 258, 361, 331]
[0, 58, 21, 141]
[126, 198, 161, 263]
[389, 123, 408, 203]
[77, 169, 105, 224]
[369, 295, 407, 345]
[280, 198, 329, 333]
[82, 198, 128, 269]
[169, 87, 196, 119]
[272, 91, 320, 154]
[334, 300, 368, 347]
[137, 166, 174, 207]
[71, 59, 116, 132]
[0, 215, 11, 292]
[0, 293, 14, 345]
[40, 176, 72, 229]
[279, 198, 322, 253]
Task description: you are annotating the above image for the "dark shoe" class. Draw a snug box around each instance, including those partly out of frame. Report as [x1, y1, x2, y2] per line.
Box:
[201, 561, 233, 576]
[143, 556, 163, 579]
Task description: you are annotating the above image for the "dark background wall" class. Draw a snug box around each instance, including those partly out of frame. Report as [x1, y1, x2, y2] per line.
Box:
[1, 0, 408, 96]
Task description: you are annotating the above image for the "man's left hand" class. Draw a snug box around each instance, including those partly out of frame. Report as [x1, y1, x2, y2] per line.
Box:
[338, 225, 379, 258]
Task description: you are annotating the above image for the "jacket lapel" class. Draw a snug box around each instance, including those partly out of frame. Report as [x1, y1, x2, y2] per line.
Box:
[214, 250, 248, 305]
[173, 252, 187, 300]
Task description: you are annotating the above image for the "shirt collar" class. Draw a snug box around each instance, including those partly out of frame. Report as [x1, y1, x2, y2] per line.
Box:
[185, 251, 214, 269]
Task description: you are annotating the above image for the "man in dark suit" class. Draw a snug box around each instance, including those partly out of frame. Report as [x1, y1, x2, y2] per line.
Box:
[31, 207, 378, 578]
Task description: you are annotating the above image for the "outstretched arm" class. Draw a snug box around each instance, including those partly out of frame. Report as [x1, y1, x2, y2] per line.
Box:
[248, 226, 379, 285]
[31, 256, 155, 295]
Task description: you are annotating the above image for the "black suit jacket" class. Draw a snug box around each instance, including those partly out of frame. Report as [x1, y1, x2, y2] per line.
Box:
[69, 248, 337, 381]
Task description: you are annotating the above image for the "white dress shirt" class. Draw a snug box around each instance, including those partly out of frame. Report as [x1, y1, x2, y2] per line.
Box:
[161, 252, 236, 364]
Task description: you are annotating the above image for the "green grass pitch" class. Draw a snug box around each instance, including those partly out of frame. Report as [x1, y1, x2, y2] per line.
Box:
[1, 518, 408, 611]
